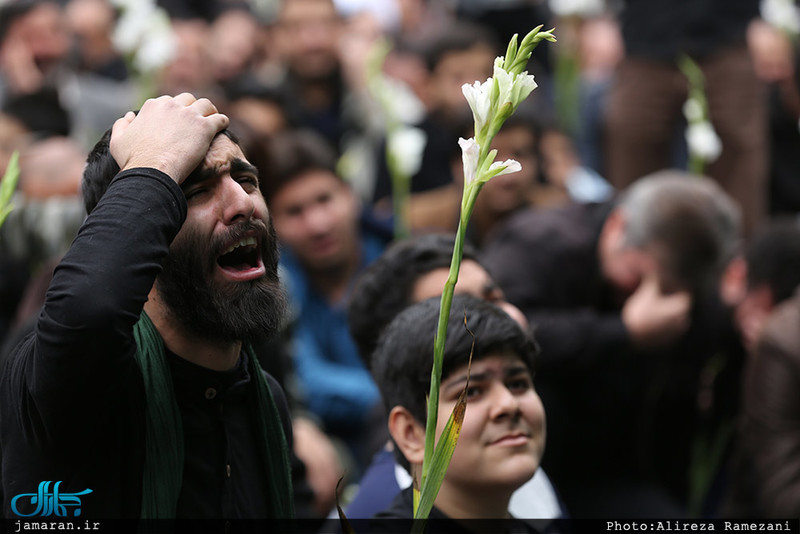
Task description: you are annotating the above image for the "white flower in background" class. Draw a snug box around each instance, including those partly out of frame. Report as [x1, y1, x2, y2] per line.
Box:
[388, 127, 427, 178]
[112, 0, 176, 73]
[761, 0, 800, 35]
[383, 77, 426, 126]
[686, 121, 722, 162]
[548, 0, 605, 17]
[682, 98, 704, 123]
[458, 137, 480, 187]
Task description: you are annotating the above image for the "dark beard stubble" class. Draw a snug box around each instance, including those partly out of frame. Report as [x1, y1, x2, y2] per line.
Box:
[155, 218, 287, 344]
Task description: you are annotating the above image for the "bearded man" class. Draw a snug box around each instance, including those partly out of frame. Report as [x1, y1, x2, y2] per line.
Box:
[0, 94, 296, 524]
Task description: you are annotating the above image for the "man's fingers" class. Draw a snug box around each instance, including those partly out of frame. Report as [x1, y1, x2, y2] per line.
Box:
[173, 92, 197, 106]
[190, 97, 219, 116]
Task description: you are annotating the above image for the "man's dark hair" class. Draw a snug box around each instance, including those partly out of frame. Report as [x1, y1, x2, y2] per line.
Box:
[2, 88, 71, 138]
[251, 129, 339, 205]
[348, 234, 481, 367]
[745, 218, 800, 304]
[82, 122, 240, 215]
[422, 20, 500, 73]
[372, 294, 537, 441]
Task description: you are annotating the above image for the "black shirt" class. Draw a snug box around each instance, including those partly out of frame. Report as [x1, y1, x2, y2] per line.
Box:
[0, 168, 296, 520]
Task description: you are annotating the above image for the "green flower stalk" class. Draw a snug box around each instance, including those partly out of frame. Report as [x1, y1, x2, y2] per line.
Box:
[413, 25, 555, 528]
[365, 39, 427, 239]
[0, 151, 20, 230]
[679, 55, 721, 176]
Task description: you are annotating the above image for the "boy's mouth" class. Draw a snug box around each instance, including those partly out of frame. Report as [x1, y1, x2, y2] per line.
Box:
[489, 432, 530, 447]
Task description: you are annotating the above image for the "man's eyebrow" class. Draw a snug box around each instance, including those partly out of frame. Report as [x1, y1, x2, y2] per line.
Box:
[231, 157, 259, 178]
[181, 157, 259, 190]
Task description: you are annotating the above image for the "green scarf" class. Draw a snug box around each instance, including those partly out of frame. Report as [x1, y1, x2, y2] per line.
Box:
[132, 311, 294, 519]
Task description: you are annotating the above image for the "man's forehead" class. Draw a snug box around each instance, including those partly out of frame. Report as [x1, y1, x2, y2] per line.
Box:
[202, 135, 247, 168]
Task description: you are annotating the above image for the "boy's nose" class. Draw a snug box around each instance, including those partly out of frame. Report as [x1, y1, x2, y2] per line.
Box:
[490, 383, 522, 421]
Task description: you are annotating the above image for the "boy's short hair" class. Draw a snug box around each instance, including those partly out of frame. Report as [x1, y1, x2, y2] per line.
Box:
[372, 294, 537, 428]
[252, 129, 340, 205]
[745, 218, 800, 303]
[422, 20, 499, 73]
[348, 234, 481, 366]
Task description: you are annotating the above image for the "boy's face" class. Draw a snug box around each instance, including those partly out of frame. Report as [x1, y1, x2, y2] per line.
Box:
[436, 351, 545, 494]
[269, 169, 360, 273]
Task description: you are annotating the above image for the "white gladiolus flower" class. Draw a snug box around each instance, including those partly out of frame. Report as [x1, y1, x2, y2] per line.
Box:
[686, 121, 722, 162]
[761, 0, 800, 35]
[548, 0, 605, 17]
[462, 79, 492, 131]
[492, 59, 537, 110]
[683, 98, 704, 123]
[510, 71, 538, 106]
[388, 127, 427, 178]
[489, 159, 522, 177]
[459, 137, 481, 187]
[132, 10, 176, 72]
[113, 1, 156, 54]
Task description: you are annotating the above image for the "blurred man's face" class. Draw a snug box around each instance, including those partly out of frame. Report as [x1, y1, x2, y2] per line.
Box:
[269, 170, 360, 273]
[429, 44, 495, 118]
[274, 0, 341, 80]
[475, 125, 538, 218]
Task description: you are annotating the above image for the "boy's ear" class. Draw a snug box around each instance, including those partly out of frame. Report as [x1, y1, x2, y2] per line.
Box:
[388, 406, 426, 466]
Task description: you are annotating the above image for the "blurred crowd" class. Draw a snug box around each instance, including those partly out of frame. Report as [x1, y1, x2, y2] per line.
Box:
[2, 0, 800, 522]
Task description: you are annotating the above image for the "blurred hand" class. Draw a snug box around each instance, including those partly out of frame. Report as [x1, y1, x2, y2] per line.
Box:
[292, 417, 345, 517]
[622, 272, 692, 349]
[109, 93, 229, 183]
[747, 19, 795, 83]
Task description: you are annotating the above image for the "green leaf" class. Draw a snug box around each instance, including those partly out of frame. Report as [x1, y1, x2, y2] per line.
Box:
[0, 150, 20, 231]
[335, 478, 357, 534]
[414, 314, 475, 533]
[412, 384, 467, 532]
[0, 150, 20, 206]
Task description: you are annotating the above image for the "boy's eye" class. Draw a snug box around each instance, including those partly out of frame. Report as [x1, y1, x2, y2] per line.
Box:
[465, 385, 483, 399]
[506, 377, 532, 393]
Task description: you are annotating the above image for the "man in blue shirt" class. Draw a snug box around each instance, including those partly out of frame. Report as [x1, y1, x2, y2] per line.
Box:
[257, 129, 390, 473]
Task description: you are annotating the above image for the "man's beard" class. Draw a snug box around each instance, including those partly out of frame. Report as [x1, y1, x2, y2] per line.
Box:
[156, 218, 287, 344]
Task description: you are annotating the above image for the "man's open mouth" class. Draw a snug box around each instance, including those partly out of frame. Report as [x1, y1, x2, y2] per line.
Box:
[216, 236, 265, 279]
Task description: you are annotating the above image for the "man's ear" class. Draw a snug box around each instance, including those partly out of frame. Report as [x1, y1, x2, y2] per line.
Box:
[720, 256, 748, 307]
[388, 406, 426, 466]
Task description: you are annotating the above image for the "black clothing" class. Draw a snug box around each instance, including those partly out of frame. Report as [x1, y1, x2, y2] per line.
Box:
[480, 203, 737, 517]
[0, 168, 296, 520]
[620, 0, 759, 61]
[371, 487, 544, 534]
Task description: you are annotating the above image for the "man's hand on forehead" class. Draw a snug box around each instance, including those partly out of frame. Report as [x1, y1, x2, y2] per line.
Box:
[109, 93, 230, 184]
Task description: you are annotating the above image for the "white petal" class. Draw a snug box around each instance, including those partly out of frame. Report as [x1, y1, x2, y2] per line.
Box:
[461, 79, 491, 128]
[682, 98, 704, 122]
[686, 121, 722, 161]
[489, 159, 522, 177]
[388, 127, 427, 177]
[511, 72, 538, 105]
[493, 64, 514, 105]
[459, 137, 481, 187]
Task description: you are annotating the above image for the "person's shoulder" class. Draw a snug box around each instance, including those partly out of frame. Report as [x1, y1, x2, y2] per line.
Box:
[759, 291, 800, 361]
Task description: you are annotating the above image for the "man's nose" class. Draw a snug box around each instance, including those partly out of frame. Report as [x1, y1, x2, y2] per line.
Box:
[221, 177, 255, 224]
